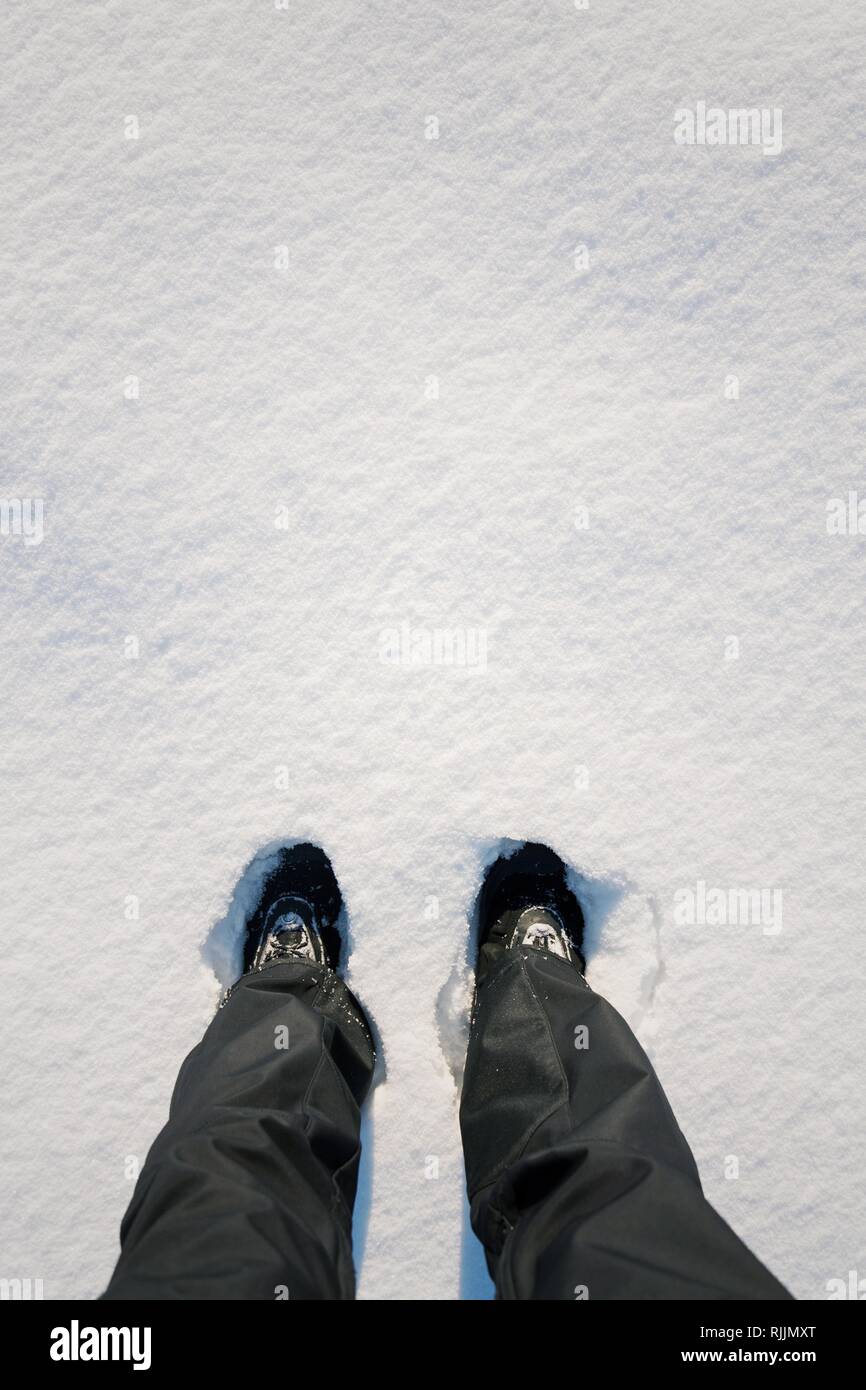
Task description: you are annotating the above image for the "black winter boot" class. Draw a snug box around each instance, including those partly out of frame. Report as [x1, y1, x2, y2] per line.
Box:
[242, 841, 344, 975]
[475, 840, 586, 983]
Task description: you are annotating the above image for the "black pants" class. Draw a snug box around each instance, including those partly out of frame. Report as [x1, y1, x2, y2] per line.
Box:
[103, 951, 790, 1300]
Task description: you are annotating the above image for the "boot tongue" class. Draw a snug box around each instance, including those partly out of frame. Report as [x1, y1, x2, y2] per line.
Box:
[521, 921, 568, 958]
[273, 912, 307, 943]
[251, 895, 324, 969]
[272, 913, 317, 960]
[511, 907, 574, 963]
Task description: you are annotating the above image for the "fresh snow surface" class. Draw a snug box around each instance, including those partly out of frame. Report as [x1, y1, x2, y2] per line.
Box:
[1, 0, 864, 1301]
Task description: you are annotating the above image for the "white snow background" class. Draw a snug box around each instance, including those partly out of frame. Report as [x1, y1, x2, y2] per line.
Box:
[1, 0, 864, 1300]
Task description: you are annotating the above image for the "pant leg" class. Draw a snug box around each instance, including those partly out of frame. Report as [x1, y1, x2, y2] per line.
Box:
[459, 947, 791, 1300]
[103, 960, 375, 1300]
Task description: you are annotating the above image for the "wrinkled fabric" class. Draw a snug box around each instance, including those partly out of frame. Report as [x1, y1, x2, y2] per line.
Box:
[460, 948, 792, 1300]
[104, 947, 789, 1301]
[102, 961, 374, 1300]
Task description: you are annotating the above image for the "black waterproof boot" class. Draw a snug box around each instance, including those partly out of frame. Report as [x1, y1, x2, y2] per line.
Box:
[461, 840, 792, 1300]
[242, 841, 345, 976]
[104, 838, 376, 1301]
[475, 840, 586, 982]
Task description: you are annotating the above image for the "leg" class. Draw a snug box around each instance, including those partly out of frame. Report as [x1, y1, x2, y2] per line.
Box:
[103, 848, 374, 1300]
[460, 845, 791, 1300]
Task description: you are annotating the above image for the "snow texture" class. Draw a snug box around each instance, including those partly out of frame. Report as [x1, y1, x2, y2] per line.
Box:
[1, 0, 864, 1301]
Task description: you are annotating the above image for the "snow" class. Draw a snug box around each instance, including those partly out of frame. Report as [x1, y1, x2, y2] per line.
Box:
[1, 0, 864, 1301]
